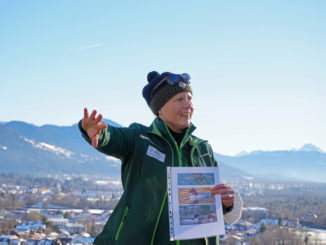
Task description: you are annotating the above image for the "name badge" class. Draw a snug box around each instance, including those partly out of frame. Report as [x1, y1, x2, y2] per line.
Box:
[146, 146, 166, 163]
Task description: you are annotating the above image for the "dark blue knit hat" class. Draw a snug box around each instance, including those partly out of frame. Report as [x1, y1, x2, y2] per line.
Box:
[142, 71, 192, 115]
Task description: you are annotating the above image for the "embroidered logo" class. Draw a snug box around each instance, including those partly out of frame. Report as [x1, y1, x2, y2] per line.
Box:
[146, 146, 166, 163]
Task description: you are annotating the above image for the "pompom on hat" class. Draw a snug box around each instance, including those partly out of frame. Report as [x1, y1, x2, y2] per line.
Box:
[142, 71, 192, 115]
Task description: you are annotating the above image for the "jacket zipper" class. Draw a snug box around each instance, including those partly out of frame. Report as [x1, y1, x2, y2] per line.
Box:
[150, 135, 174, 245]
[164, 126, 190, 245]
[115, 206, 129, 241]
[150, 122, 204, 245]
[169, 129, 211, 245]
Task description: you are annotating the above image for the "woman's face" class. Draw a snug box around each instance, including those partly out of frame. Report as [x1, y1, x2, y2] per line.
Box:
[158, 92, 194, 133]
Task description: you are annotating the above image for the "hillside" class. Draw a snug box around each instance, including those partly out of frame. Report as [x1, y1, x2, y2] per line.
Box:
[1, 120, 325, 183]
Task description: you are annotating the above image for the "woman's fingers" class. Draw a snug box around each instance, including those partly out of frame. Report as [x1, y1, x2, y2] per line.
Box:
[83, 108, 103, 124]
[95, 113, 103, 123]
[83, 108, 89, 119]
[92, 136, 99, 148]
[90, 110, 97, 120]
[90, 124, 107, 148]
[222, 192, 234, 200]
[222, 198, 234, 208]
[211, 184, 234, 195]
[220, 188, 235, 208]
[82, 108, 107, 148]
[211, 184, 235, 207]
[98, 123, 108, 130]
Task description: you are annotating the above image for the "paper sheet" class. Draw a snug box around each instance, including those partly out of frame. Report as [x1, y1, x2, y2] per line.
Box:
[167, 167, 225, 241]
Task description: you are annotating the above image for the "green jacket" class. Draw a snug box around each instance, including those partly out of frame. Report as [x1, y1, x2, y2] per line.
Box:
[80, 118, 220, 245]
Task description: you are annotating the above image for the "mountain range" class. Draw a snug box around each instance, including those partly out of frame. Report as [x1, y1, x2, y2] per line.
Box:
[0, 120, 325, 183]
[214, 144, 326, 183]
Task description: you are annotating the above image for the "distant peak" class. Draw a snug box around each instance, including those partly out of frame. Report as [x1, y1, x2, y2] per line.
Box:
[298, 144, 324, 153]
[234, 151, 249, 157]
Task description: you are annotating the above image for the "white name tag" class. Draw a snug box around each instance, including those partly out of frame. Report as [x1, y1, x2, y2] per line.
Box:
[146, 146, 166, 163]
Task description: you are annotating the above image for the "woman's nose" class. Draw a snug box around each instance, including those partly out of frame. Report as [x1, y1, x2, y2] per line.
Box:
[184, 99, 193, 109]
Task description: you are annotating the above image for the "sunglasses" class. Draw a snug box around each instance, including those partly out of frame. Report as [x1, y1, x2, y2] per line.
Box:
[150, 73, 191, 99]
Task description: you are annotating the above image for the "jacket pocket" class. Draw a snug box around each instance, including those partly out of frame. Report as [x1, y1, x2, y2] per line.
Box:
[114, 206, 130, 241]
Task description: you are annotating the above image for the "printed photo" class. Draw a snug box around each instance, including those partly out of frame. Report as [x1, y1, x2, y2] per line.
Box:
[179, 204, 217, 225]
[178, 187, 215, 205]
[177, 173, 215, 185]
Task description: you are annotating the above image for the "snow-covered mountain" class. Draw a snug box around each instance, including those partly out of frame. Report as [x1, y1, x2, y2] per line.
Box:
[0, 121, 121, 176]
[1, 120, 325, 183]
[214, 144, 326, 183]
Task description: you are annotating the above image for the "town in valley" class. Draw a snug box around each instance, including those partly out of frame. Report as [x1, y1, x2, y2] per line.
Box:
[1, 173, 325, 245]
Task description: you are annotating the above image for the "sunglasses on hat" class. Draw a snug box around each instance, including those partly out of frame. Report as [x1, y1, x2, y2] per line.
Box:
[150, 73, 191, 99]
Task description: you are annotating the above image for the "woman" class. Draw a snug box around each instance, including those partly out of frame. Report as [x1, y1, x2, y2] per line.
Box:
[79, 71, 242, 245]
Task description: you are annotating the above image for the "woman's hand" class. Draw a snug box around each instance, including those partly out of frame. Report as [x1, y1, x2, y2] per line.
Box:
[82, 108, 108, 148]
[211, 184, 235, 208]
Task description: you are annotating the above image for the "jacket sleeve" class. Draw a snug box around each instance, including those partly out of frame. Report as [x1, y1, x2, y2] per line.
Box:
[208, 144, 243, 223]
[223, 190, 243, 225]
[78, 120, 136, 161]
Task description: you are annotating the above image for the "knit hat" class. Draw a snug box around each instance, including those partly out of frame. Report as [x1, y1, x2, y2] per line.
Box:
[142, 71, 192, 115]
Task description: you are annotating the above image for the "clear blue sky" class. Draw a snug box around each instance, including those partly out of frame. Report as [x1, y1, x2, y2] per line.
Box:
[1, 1, 325, 156]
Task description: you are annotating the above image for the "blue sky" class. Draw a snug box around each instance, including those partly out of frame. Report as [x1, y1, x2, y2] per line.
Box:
[1, 1, 325, 156]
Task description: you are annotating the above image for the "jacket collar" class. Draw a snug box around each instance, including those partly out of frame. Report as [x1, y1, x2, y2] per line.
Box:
[148, 118, 196, 147]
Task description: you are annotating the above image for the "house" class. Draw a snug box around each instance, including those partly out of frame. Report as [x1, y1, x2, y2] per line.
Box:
[9, 239, 22, 245]
[243, 207, 268, 215]
[0, 236, 23, 245]
[73, 236, 94, 245]
[260, 218, 279, 225]
[47, 218, 68, 228]
[15, 225, 30, 235]
[25, 233, 46, 245]
[66, 223, 85, 234]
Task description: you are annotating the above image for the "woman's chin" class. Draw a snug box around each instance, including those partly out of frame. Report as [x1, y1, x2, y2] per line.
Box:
[180, 120, 191, 128]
